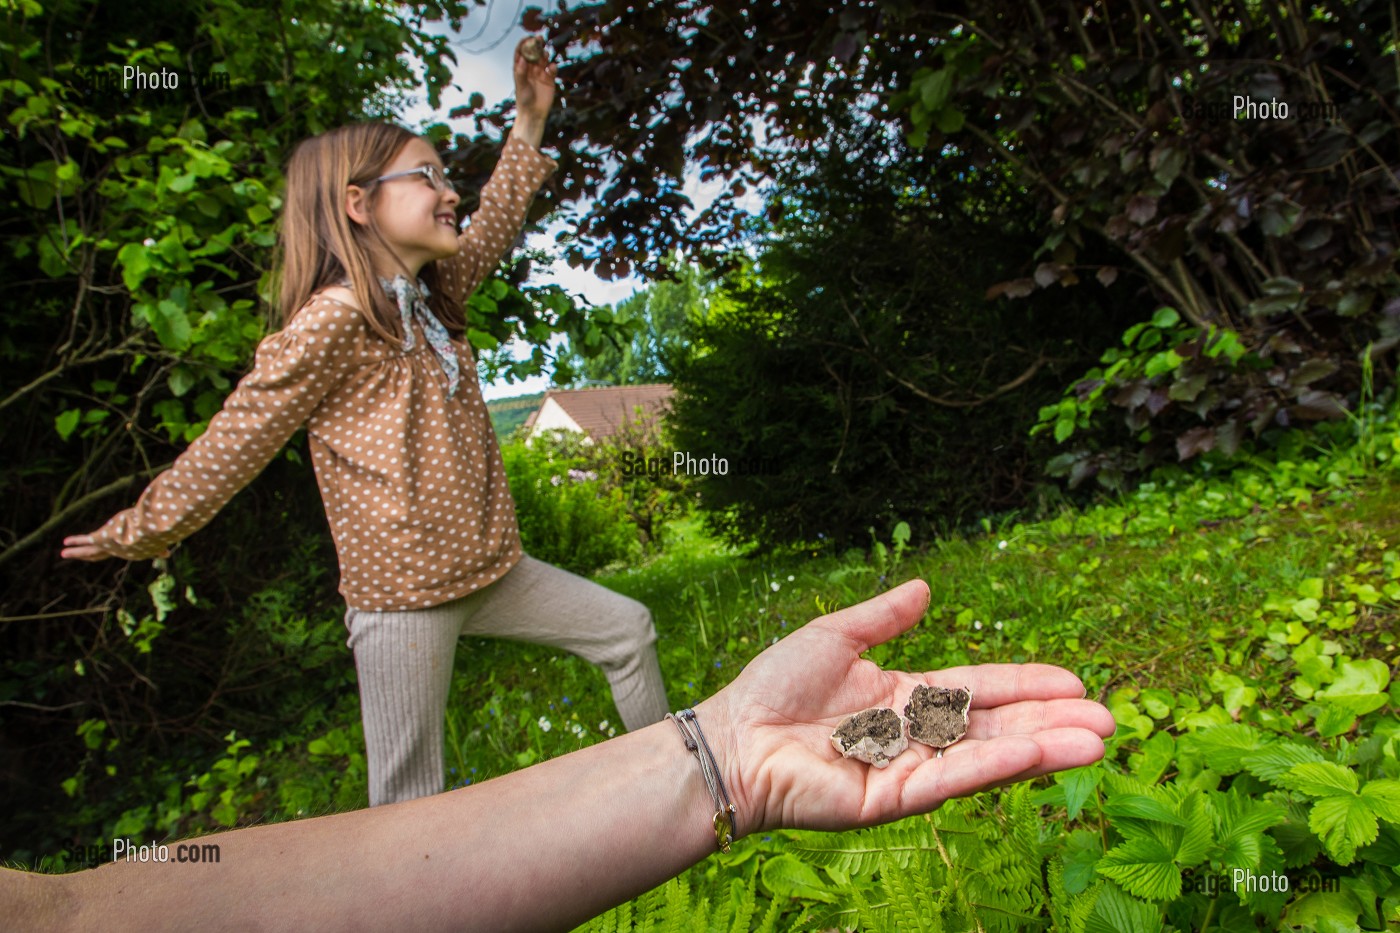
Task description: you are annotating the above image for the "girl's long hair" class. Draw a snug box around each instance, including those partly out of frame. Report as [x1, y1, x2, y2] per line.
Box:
[272, 122, 462, 341]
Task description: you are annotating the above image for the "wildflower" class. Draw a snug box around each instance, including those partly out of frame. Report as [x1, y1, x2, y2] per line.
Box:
[787, 574, 795, 582]
[998, 540, 1008, 550]
[770, 581, 780, 592]
[550, 475, 562, 486]
[994, 620, 1004, 630]
[562, 696, 572, 706]
[538, 716, 552, 732]
[143, 237, 156, 247]
[714, 660, 722, 668]
[974, 620, 983, 630]
[598, 719, 611, 731]
[607, 727, 617, 737]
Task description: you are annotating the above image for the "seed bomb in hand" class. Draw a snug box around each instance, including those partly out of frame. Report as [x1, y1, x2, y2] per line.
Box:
[518, 36, 546, 63]
[903, 684, 973, 749]
[830, 707, 908, 768]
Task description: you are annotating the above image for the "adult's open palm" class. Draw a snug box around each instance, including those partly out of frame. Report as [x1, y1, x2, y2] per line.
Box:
[705, 580, 1116, 835]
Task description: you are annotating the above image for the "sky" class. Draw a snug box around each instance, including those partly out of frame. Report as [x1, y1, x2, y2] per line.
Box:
[397, 2, 741, 401]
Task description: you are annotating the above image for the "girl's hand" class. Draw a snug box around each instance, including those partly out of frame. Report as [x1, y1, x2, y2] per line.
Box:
[698, 579, 1116, 835]
[512, 36, 557, 140]
[61, 534, 168, 561]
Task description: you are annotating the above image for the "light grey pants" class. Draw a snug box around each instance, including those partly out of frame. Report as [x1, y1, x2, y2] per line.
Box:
[346, 554, 670, 806]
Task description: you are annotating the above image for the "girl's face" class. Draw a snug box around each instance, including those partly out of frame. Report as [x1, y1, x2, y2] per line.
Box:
[349, 136, 461, 278]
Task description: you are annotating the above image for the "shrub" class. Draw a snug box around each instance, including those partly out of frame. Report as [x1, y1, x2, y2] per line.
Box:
[501, 433, 637, 575]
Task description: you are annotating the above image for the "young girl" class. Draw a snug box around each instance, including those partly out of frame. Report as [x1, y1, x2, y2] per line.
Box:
[62, 43, 670, 806]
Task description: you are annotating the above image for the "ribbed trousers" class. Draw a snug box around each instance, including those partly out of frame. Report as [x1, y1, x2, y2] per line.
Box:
[345, 554, 670, 806]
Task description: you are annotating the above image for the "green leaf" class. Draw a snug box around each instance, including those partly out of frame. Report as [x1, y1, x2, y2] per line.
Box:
[917, 67, 955, 112]
[759, 853, 836, 903]
[1128, 732, 1175, 785]
[1280, 762, 1359, 797]
[1317, 659, 1391, 712]
[1098, 835, 1181, 900]
[1187, 724, 1269, 774]
[1150, 307, 1180, 328]
[1083, 883, 1163, 933]
[1360, 780, 1400, 824]
[1208, 670, 1257, 714]
[934, 106, 965, 133]
[55, 408, 81, 441]
[1061, 830, 1103, 894]
[1242, 742, 1326, 784]
[1102, 794, 1188, 826]
[117, 241, 152, 292]
[1308, 795, 1378, 865]
[1143, 349, 1184, 378]
[1057, 766, 1102, 821]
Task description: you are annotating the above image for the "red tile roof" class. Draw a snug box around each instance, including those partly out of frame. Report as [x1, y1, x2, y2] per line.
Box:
[523, 384, 675, 441]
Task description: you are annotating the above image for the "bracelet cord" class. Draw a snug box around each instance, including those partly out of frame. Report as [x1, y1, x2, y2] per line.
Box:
[667, 708, 738, 852]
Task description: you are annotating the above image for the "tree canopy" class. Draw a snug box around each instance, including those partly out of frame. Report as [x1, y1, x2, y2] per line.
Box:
[516, 0, 1397, 481]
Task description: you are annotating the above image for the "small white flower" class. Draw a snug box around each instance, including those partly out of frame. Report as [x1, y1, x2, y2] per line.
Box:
[607, 728, 617, 737]
[143, 237, 156, 247]
[537, 716, 552, 732]
[770, 581, 780, 592]
[994, 620, 1004, 630]
[974, 620, 983, 630]
[998, 540, 1008, 550]
[598, 719, 610, 731]
[787, 574, 795, 581]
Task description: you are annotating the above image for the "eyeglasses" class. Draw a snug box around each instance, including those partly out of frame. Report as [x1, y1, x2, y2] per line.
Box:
[372, 163, 453, 193]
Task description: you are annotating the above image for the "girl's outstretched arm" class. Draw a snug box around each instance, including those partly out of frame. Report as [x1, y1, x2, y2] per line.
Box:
[9, 580, 1115, 932]
[60, 299, 363, 563]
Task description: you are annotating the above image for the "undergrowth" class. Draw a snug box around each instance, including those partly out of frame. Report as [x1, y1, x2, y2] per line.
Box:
[19, 398, 1400, 931]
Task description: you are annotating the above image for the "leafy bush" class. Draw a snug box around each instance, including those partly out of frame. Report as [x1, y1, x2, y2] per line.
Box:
[669, 109, 1132, 550]
[501, 433, 637, 575]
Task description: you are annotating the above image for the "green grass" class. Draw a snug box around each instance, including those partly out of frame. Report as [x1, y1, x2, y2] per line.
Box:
[24, 405, 1400, 929]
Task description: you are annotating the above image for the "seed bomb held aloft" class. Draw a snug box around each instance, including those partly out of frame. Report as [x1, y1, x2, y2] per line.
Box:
[830, 707, 908, 769]
[903, 684, 973, 750]
[518, 36, 546, 63]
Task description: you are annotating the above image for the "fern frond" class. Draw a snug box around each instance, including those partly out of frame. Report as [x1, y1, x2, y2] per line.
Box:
[727, 876, 756, 933]
[789, 818, 936, 877]
[752, 887, 785, 933]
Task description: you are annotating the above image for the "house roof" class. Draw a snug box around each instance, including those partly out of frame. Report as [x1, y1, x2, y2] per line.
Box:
[523, 384, 675, 441]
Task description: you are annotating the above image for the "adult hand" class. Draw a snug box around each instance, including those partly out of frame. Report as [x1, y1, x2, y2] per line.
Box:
[699, 579, 1115, 835]
[61, 533, 167, 561]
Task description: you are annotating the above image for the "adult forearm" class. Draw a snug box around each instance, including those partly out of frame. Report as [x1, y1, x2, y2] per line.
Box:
[61, 701, 730, 932]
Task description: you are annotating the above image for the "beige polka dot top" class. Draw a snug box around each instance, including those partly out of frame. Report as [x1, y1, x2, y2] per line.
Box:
[90, 137, 557, 611]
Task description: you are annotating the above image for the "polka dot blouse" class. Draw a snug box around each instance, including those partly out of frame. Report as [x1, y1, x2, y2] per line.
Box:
[90, 137, 558, 611]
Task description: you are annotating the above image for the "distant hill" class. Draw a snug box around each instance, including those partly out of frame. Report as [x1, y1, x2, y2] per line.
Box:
[486, 391, 545, 440]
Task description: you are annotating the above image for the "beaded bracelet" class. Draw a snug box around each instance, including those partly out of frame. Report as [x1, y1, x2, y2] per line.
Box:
[667, 708, 738, 852]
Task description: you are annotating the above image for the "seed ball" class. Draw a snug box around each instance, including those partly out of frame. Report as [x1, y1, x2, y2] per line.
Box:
[903, 684, 973, 749]
[519, 36, 546, 63]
